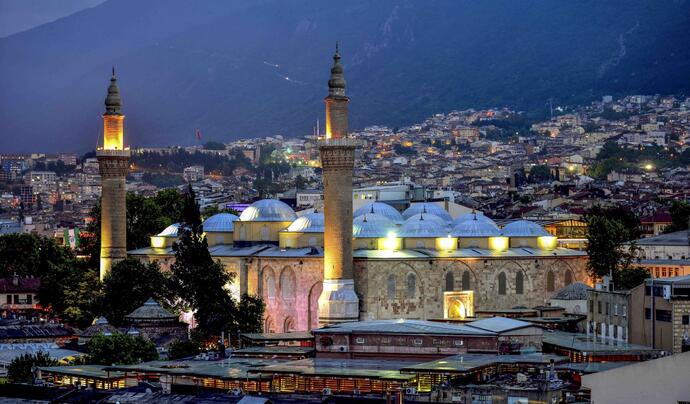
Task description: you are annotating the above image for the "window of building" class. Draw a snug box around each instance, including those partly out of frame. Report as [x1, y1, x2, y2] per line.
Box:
[26, 295, 32, 304]
[13, 295, 19, 304]
[589, 300, 593, 313]
[355, 337, 365, 344]
[462, 271, 471, 291]
[387, 275, 396, 299]
[546, 271, 555, 292]
[564, 270, 573, 286]
[413, 338, 423, 346]
[280, 267, 296, 301]
[614, 304, 618, 316]
[613, 326, 618, 339]
[622, 305, 627, 317]
[453, 339, 464, 346]
[682, 315, 689, 325]
[5, 295, 10, 304]
[498, 272, 507, 295]
[606, 302, 610, 315]
[645, 308, 651, 319]
[406, 273, 416, 299]
[598, 301, 602, 314]
[656, 309, 672, 322]
[445, 272, 454, 292]
[515, 272, 524, 295]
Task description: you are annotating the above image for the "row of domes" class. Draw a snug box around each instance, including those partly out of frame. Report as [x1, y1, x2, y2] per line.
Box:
[157, 200, 552, 239]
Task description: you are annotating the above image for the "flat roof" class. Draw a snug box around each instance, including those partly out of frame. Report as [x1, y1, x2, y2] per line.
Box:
[241, 332, 313, 341]
[251, 358, 418, 381]
[400, 353, 567, 374]
[633, 230, 689, 246]
[104, 358, 283, 380]
[312, 319, 494, 336]
[232, 346, 314, 356]
[38, 365, 124, 379]
[543, 331, 661, 355]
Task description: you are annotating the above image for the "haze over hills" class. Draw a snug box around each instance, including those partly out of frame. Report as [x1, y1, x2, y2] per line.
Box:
[1, 0, 689, 153]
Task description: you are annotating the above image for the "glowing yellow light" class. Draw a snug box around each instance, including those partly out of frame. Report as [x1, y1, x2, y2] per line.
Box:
[436, 235, 457, 251]
[380, 232, 400, 251]
[103, 115, 124, 150]
[489, 236, 509, 251]
[644, 163, 654, 171]
[150, 236, 167, 248]
[537, 236, 558, 250]
[568, 165, 576, 172]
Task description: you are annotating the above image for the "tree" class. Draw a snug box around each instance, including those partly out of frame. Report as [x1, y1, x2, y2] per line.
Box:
[154, 188, 185, 226]
[528, 165, 551, 183]
[87, 334, 158, 365]
[664, 200, 690, 233]
[170, 186, 234, 336]
[203, 141, 226, 150]
[585, 208, 643, 289]
[126, 192, 169, 250]
[0, 233, 74, 278]
[617, 267, 651, 290]
[100, 258, 170, 326]
[8, 352, 58, 384]
[41, 263, 102, 328]
[234, 294, 265, 335]
[167, 331, 204, 360]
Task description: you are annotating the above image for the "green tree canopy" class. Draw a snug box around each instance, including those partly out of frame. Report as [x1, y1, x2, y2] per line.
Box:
[0, 233, 74, 278]
[8, 351, 57, 383]
[585, 206, 643, 289]
[664, 200, 690, 233]
[99, 258, 170, 326]
[87, 334, 158, 365]
[528, 165, 551, 183]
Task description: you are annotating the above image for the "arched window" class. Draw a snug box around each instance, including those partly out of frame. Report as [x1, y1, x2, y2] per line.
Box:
[546, 270, 555, 292]
[515, 272, 524, 295]
[406, 273, 416, 298]
[260, 225, 270, 241]
[564, 270, 573, 286]
[280, 267, 296, 300]
[462, 271, 471, 290]
[387, 275, 396, 299]
[264, 317, 275, 333]
[283, 317, 296, 332]
[263, 269, 276, 299]
[498, 272, 507, 295]
[445, 272, 454, 291]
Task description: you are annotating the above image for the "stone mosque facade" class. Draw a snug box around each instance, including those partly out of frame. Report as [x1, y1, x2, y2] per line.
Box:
[127, 48, 590, 333]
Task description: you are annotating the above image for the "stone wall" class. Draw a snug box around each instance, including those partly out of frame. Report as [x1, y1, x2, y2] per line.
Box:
[672, 300, 690, 353]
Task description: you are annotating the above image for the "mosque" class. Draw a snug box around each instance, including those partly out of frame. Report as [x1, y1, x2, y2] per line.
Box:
[99, 48, 590, 334]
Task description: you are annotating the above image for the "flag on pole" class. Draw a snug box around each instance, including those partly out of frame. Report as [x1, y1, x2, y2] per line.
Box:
[195, 128, 202, 142]
[64, 228, 80, 249]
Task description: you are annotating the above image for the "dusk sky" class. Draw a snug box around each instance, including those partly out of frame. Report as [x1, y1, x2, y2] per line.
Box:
[0, 0, 104, 37]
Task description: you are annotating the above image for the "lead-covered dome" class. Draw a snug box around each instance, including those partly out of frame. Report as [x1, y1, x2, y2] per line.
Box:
[353, 214, 397, 238]
[239, 199, 297, 222]
[501, 220, 551, 237]
[286, 213, 324, 233]
[157, 223, 181, 237]
[399, 213, 449, 238]
[402, 203, 453, 223]
[451, 212, 497, 228]
[552, 282, 592, 300]
[451, 217, 501, 237]
[354, 202, 404, 224]
[203, 213, 239, 232]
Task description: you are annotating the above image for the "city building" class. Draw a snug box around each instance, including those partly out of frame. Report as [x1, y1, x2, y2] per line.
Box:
[629, 275, 690, 353]
[183, 165, 204, 182]
[587, 282, 631, 342]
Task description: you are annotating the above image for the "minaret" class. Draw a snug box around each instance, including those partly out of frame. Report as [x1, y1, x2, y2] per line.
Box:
[318, 44, 359, 325]
[97, 68, 130, 280]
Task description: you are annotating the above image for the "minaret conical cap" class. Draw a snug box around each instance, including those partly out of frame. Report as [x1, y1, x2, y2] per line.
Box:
[328, 42, 346, 96]
[104, 67, 122, 115]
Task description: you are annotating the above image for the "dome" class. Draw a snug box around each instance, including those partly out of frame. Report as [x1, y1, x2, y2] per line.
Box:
[552, 282, 592, 300]
[451, 212, 498, 228]
[239, 199, 297, 222]
[451, 217, 501, 237]
[157, 223, 181, 237]
[203, 213, 239, 232]
[354, 202, 404, 224]
[286, 213, 324, 233]
[125, 298, 177, 322]
[501, 220, 551, 237]
[399, 213, 449, 238]
[353, 214, 397, 238]
[402, 203, 453, 223]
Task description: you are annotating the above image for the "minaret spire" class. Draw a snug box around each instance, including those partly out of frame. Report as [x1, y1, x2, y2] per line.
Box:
[328, 42, 346, 98]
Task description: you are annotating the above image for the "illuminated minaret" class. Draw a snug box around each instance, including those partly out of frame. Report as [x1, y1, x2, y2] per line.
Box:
[97, 68, 129, 280]
[318, 44, 359, 325]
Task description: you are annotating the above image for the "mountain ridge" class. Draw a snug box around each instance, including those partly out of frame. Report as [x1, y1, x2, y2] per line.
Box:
[1, 0, 689, 152]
